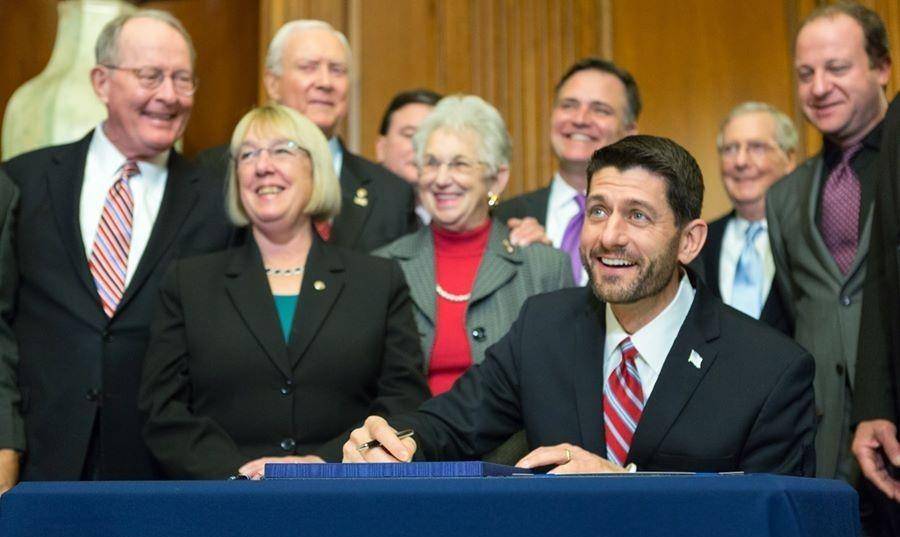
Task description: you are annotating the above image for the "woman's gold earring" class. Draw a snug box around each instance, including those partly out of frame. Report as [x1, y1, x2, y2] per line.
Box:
[487, 191, 499, 207]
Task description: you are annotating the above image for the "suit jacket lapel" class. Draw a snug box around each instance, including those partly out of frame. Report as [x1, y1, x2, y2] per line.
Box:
[627, 283, 720, 466]
[703, 213, 731, 298]
[46, 133, 102, 314]
[330, 142, 373, 248]
[388, 228, 436, 324]
[469, 223, 520, 305]
[224, 236, 292, 378]
[287, 237, 345, 368]
[119, 151, 200, 311]
[572, 291, 607, 455]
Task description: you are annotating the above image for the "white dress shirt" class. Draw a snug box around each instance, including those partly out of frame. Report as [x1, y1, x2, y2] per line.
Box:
[328, 136, 344, 177]
[603, 274, 696, 400]
[718, 216, 775, 309]
[80, 124, 168, 287]
[545, 173, 588, 284]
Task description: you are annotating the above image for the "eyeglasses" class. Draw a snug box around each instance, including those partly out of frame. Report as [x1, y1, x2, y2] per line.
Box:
[718, 140, 780, 160]
[420, 155, 485, 178]
[234, 140, 308, 165]
[103, 65, 198, 95]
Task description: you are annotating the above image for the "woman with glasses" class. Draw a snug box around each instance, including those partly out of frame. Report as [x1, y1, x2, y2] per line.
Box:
[374, 96, 573, 449]
[139, 104, 430, 479]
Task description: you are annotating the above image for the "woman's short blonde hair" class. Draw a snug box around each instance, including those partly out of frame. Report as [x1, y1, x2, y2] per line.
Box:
[225, 103, 341, 227]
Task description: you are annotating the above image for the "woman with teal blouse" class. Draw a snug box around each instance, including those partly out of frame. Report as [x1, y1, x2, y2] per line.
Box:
[139, 104, 430, 479]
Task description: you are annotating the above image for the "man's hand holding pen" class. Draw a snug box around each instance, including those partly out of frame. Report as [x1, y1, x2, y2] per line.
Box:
[343, 416, 417, 463]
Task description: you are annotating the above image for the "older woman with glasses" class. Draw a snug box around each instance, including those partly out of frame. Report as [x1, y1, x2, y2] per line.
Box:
[139, 104, 430, 479]
[375, 95, 573, 396]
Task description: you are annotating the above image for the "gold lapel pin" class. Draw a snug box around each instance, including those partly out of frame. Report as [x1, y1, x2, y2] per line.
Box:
[313, 280, 326, 291]
[353, 187, 369, 207]
[502, 239, 515, 254]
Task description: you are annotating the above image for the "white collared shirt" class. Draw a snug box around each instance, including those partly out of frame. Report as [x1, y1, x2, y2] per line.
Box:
[718, 216, 774, 309]
[603, 274, 696, 400]
[545, 172, 588, 284]
[80, 124, 168, 286]
[328, 136, 344, 178]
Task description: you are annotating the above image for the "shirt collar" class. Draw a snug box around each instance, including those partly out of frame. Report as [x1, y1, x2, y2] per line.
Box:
[92, 122, 169, 178]
[328, 136, 344, 176]
[822, 118, 884, 163]
[604, 273, 696, 375]
[732, 214, 767, 234]
[548, 172, 581, 211]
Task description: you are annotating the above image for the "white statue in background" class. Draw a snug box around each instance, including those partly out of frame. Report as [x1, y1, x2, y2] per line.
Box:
[2, 0, 136, 160]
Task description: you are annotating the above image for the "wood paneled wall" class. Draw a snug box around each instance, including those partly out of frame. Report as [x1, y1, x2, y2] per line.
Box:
[2, 0, 899, 218]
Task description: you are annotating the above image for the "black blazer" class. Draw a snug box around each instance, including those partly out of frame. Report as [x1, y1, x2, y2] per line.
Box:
[492, 186, 550, 226]
[693, 213, 793, 335]
[1, 132, 235, 480]
[854, 93, 900, 426]
[391, 278, 816, 475]
[0, 170, 20, 452]
[195, 141, 416, 252]
[139, 235, 431, 478]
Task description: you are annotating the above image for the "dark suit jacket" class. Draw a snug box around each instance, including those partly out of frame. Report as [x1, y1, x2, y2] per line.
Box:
[0, 170, 21, 452]
[854, 94, 900, 426]
[390, 278, 816, 475]
[693, 212, 793, 335]
[492, 186, 550, 225]
[195, 140, 416, 252]
[2, 132, 234, 480]
[139, 235, 431, 478]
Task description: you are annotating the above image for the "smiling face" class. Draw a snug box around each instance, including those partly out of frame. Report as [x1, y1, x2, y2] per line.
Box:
[264, 28, 349, 138]
[236, 127, 314, 234]
[550, 70, 636, 175]
[376, 102, 434, 184]
[580, 166, 695, 309]
[794, 14, 890, 146]
[719, 111, 795, 216]
[91, 17, 193, 160]
[418, 128, 507, 232]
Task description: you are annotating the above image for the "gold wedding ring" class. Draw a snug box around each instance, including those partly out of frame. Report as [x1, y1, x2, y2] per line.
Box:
[565, 448, 572, 463]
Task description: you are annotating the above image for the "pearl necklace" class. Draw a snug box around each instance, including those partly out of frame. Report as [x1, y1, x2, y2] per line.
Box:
[265, 266, 304, 276]
[435, 284, 471, 302]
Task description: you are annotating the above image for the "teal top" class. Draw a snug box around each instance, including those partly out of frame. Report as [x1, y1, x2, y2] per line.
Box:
[273, 295, 299, 342]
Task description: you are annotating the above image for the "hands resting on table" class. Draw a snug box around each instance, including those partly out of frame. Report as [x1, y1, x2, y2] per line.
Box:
[238, 455, 325, 480]
[342, 416, 629, 474]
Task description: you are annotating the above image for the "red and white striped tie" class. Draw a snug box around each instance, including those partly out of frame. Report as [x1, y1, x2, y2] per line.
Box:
[604, 337, 645, 466]
[88, 160, 138, 317]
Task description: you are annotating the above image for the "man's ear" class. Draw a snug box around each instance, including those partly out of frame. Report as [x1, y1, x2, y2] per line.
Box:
[90, 66, 111, 105]
[263, 70, 281, 102]
[677, 218, 708, 265]
[375, 136, 387, 163]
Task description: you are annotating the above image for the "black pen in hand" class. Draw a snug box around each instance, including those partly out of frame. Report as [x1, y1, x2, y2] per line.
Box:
[356, 429, 415, 453]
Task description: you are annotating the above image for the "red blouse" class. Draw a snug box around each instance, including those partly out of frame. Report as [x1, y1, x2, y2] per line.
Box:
[429, 220, 492, 395]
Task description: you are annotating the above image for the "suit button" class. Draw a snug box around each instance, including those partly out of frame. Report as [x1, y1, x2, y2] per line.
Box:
[102, 330, 112, 342]
[836, 364, 845, 376]
[280, 385, 292, 396]
[85, 389, 101, 402]
[471, 327, 486, 341]
[840, 296, 851, 307]
[280, 438, 296, 452]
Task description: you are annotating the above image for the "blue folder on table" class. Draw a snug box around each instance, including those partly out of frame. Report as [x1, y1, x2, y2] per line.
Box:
[264, 462, 532, 479]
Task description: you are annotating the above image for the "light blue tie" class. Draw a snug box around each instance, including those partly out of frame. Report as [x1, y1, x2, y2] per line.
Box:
[731, 222, 765, 318]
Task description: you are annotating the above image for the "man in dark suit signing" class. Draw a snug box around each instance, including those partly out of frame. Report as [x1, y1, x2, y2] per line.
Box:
[344, 135, 816, 476]
[196, 20, 415, 252]
[1, 10, 233, 480]
[695, 102, 797, 335]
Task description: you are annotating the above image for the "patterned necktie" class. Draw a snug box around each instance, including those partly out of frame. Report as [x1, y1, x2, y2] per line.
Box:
[819, 143, 863, 274]
[559, 193, 586, 285]
[89, 161, 138, 317]
[730, 221, 765, 318]
[604, 337, 645, 466]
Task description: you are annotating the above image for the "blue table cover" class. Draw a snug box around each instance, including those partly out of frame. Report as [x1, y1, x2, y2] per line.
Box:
[0, 474, 859, 537]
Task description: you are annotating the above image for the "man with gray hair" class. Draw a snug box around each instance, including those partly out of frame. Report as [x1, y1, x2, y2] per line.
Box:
[1, 10, 233, 481]
[694, 102, 797, 334]
[198, 20, 415, 252]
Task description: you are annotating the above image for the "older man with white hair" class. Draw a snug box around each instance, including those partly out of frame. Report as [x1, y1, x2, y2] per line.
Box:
[198, 20, 415, 252]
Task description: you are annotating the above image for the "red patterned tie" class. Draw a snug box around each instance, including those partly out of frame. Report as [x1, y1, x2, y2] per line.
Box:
[89, 161, 138, 317]
[604, 337, 645, 466]
[819, 143, 863, 274]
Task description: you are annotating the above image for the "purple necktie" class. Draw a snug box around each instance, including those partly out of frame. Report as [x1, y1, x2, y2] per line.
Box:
[819, 143, 863, 274]
[559, 193, 585, 285]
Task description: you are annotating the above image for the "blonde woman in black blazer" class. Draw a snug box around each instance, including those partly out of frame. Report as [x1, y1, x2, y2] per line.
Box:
[139, 104, 430, 479]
